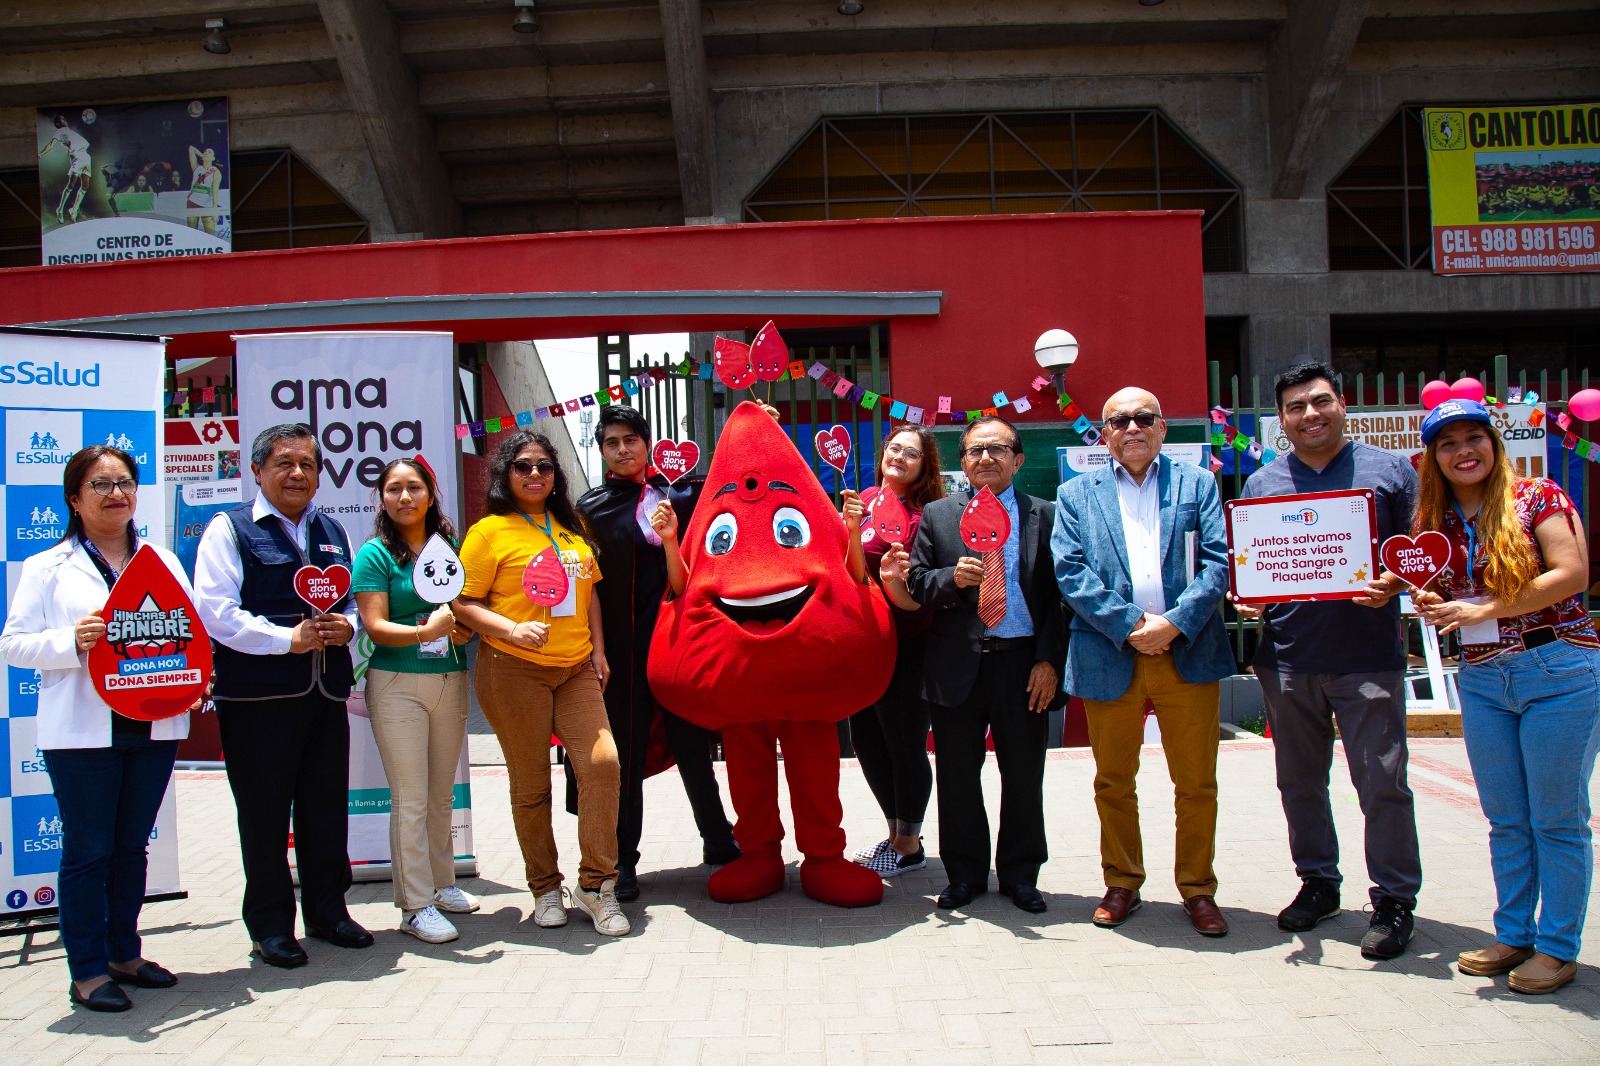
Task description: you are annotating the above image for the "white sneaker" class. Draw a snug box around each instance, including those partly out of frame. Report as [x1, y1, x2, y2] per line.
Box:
[399, 906, 458, 944]
[569, 879, 631, 937]
[433, 886, 480, 913]
[533, 888, 567, 928]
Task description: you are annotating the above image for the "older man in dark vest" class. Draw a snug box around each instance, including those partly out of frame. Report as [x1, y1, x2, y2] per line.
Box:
[195, 424, 372, 968]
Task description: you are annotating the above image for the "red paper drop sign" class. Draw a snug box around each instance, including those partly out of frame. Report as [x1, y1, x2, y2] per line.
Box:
[1380, 531, 1453, 590]
[652, 439, 700, 485]
[869, 490, 912, 545]
[749, 321, 789, 382]
[960, 487, 1011, 553]
[815, 425, 852, 472]
[293, 564, 351, 614]
[88, 545, 212, 721]
[522, 547, 570, 607]
[713, 336, 756, 390]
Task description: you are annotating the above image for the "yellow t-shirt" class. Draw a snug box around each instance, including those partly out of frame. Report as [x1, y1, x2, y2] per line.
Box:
[459, 511, 599, 667]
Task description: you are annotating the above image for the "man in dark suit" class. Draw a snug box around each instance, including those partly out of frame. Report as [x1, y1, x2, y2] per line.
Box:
[892, 415, 1066, 913]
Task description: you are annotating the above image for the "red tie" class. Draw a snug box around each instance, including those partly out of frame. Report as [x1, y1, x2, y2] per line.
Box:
[978, 549, 1007, 629]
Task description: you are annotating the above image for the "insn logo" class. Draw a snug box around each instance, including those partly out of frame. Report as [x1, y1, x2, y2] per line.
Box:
[1281, 508, 1320, 526]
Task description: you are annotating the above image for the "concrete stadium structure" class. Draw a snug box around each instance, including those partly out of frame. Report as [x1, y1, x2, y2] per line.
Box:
[2, 1, 1599, 382]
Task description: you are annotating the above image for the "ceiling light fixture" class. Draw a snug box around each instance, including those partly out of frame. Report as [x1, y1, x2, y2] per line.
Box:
[838, 1, 864, 14]
[513, 0, 538, 34]
[203, 18, 231, 55]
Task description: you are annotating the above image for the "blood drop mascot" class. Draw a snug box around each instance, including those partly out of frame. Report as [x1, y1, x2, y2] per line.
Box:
[649, 401, 895, 907]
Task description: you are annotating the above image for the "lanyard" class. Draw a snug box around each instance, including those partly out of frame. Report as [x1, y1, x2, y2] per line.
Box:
[1452, 501, 1480, 581]
[516, 509, 556, 549]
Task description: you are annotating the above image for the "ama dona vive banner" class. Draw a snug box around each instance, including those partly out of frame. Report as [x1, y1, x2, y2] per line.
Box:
[1424, 103, 1600, 275]
[235, 332, 475, 881]
[0, 327, 182, 918]
[36, 98, 231, 267]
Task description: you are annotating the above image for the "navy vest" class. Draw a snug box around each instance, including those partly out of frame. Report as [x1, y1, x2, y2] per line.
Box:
[211, 503, 355, 702]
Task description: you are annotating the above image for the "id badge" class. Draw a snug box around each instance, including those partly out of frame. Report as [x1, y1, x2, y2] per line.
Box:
[550, 577, 578, 617]
[416, 613, 450, 659]
[1457, 596, 1499, 645]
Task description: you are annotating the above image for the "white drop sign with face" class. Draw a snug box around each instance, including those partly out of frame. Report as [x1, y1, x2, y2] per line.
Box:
[414, 533, 466, 604]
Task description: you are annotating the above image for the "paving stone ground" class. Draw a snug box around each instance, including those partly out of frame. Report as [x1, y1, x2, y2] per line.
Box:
[1, 734, 1597, 1065]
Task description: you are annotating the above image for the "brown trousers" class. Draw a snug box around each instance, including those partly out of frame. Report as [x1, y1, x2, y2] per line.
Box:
[1082, 651, 1220, 899]
[474, 646, 620, 894]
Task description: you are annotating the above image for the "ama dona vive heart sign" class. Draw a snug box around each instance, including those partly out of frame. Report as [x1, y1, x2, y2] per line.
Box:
[89, 545, 211, 720]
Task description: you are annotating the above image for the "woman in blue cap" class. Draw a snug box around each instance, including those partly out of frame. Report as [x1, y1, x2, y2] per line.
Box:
[1408, 398, 1599, 994]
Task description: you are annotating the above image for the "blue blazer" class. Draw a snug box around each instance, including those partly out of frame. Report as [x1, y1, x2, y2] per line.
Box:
[1050, 454, 1235, 702]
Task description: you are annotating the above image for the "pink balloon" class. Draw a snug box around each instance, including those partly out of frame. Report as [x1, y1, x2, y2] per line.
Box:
[1449, 377, 1486, 403]
[1420, 380, 1452, 410]
[1567, 388, 1600, 422]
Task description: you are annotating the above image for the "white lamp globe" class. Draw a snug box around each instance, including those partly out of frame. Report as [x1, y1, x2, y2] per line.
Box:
[1033, 329, 1079, 372]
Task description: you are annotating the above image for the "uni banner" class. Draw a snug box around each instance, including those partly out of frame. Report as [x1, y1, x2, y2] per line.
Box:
[0, 327, 182, 919]
[36, 97, 231, 266]
[235, 331, 477, 882]
[1424, 102, 1600, 275]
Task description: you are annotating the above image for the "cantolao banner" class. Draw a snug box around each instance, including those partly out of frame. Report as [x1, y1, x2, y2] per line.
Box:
[37, 98, 230, 266]
[1, 327, 182, 919]
[235, 332, 475, 881]
[1424, 103, 1600, 275]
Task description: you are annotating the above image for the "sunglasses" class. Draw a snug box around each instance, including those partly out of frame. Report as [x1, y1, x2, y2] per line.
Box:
[1105, 412, 1159, 431]
[510, 458, 557, 479]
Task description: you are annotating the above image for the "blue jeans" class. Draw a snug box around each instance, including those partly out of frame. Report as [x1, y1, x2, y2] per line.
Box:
[1457, 641, 1600, 962]
[42, 733, 179, 982]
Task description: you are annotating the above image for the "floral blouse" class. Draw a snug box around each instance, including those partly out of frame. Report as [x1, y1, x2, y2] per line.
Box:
[1437, 477, 1598, 664]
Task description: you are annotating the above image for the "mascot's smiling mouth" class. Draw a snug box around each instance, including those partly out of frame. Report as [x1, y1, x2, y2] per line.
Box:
[714, 585, 814, 635]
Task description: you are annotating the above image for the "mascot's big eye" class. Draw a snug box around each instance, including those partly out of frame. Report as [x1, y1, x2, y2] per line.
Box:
[422, 562, 436, 578]
[705, 513, 738, 555]
[445, 562, 458, 576]
[772, 507, 810, 548]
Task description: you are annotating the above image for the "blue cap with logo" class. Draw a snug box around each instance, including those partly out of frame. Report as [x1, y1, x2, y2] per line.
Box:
[1420, 398, 1492, 447]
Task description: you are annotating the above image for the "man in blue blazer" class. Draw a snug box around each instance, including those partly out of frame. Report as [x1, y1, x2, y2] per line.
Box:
[1051, 388, 1235, 936]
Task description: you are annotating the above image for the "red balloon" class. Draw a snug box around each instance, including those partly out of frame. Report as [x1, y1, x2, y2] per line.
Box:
[1420, 379, 1452, 410]
[1449, 377, 1486, 403]
[1567, 388, 1600, 422]
[89, 546, 212, 720]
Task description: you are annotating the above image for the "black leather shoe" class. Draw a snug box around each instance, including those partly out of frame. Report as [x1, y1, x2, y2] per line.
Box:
[1000, 883, 1047, 913]
[109, 961, 178, 988]
[252, 935, 309, 968]
[306, 919, 375, 949]
[69, 980, 133, 1012]
[703, 839, 742, 866]
[615, 867, 640, 902]
[937, 881, 987, 909]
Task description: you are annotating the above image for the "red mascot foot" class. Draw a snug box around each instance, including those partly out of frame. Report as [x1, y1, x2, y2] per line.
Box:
[707, 846, 786, 903]
[799, 855, 884, 908]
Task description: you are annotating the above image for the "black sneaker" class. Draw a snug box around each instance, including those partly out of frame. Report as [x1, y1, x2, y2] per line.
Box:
[1360, 897, 1414, 960]
[1277, 877, 1340, 932]
[614, 866, 639, 902]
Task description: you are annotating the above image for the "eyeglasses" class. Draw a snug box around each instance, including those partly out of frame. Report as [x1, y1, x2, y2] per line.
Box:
[961, 443, 1015, 462]
[510, 459, 556, 479]
[1105, 412, 1159, 431]
[85, 478, 138, 497]
[883, 442, 922, 460]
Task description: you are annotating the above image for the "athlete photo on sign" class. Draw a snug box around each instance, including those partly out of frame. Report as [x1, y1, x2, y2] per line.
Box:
[38, 115, 93, 225]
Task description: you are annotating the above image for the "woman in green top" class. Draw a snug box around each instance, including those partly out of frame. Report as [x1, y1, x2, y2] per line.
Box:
[353, 458, 476, 945]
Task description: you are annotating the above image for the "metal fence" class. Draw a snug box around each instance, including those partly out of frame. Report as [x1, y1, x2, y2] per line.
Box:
[1209, 353, 1593, 666]
[595, 325, 892, 499]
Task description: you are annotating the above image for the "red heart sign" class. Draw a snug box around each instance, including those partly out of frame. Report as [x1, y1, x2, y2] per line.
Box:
[522, 546, 570, 607]
[293, 564, 352, 614]
[89, 545, 212, 720]
[749, 321, 789, 382]
[1380, 531, 1453, 590]
[652, 438, 700, 485]
[869, 489, 912, 545]
[714, 336, 756, 390]
[960, 486, 1011, 553]
[815, 425, 852, 472]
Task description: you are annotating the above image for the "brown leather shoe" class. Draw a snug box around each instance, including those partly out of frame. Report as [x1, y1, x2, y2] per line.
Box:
[1183, 894, 1229, 937]
[1093, 887, 1141, 928]
[1508, 952, 1577, 994]
[1457, 942, 1534, 977]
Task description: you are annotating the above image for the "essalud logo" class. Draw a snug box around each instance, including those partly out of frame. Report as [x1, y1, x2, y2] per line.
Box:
[14, 429, 73, 469]
[17, 503, 66, 542]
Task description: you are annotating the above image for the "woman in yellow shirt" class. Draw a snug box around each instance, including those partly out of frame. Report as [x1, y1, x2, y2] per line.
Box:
[455, 431, 628, 936]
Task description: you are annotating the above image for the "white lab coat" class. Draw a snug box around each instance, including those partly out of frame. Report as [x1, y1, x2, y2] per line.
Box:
[0, 538, 192, 749]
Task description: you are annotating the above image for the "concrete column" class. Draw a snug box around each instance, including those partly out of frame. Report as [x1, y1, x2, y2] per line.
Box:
[658, 0, 718, 221]
[485, 341, 588, 490]
[1248, 312, 1331, 385]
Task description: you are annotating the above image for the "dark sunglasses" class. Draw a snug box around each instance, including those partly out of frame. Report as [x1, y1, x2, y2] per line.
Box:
[1105, 412, 1159, 431]
[510, 458, 557, 479]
